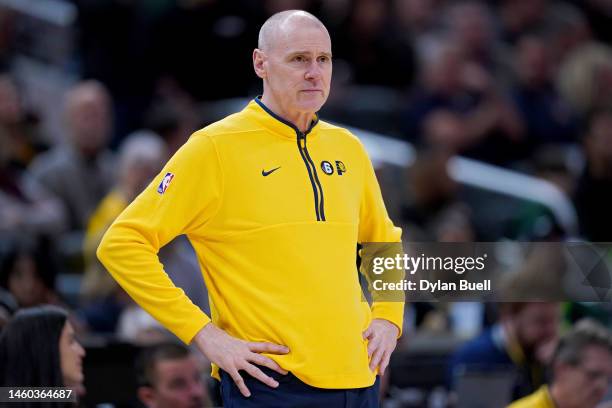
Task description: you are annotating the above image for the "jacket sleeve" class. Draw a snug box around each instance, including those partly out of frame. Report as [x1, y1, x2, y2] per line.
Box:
[97, 131, 222, 344]
[357, 143, 405, 337]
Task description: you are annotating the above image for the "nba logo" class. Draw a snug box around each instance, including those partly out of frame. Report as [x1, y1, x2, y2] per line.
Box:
[157, 172, 174, 194]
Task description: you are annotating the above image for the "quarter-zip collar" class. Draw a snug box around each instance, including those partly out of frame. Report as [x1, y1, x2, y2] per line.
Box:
[248, 97, 320, 139]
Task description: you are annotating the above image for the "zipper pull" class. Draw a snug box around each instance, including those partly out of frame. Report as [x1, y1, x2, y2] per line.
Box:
[298, 131, 306, 148]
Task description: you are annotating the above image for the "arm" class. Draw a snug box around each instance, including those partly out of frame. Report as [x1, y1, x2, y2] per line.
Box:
[97, 131, 288, 396]
[357, 143, 405, 375]
[97, 131, 220, 343]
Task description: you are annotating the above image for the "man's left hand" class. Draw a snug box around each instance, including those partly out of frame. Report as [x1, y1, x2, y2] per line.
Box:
[362, 318, 399, 375]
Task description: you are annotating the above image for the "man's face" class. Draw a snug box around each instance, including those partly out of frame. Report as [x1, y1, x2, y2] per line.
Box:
[255, 21, 332, 118]
[555, 345, 612, 408]
[513, 303, 560, 353]
[66, 90, 111, 156]
[140, 356, 206, 408]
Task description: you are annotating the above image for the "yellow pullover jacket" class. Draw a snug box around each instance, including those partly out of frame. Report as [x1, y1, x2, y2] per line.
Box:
[97, 98, 404, 389]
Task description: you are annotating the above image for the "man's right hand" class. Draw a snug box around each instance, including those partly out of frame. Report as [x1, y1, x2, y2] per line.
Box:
[192, 322, 290, 397]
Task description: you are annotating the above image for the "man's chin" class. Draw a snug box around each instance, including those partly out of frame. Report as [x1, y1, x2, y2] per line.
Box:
[296, 97, 327, 113]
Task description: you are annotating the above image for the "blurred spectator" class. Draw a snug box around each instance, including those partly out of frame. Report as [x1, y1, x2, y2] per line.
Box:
[0, 305, 86, 398]
[574, 109, 612, 241]
[136, 342, 211, 408]
[0, 287, 17, 329]
[0, 74, 47, 169]
[150, 0, 261, 101]
[450, 302, 560, 402]
[557, 43, 612, 116]
[402, 44, 526, 165]
[0, 237, 63, 308]
[29, 80, 115, 232]
[508, 318, 612, 408]
[333, 0, 416, 88]
[0, 75, 67, 237]
[447, 1, 508, 77]
[400, 146, 475, 241]
[546, 3, 592, 65]
[79, 131, 208, 333]
[497, 0, 550, 45]
[144, 99, 196, 155]
[511, 35, 579, 149]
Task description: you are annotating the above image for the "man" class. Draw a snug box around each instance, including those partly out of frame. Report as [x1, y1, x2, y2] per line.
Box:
[98, 10, 404, 407]
[136, 342, 210, 408]
[450, 302, 560, 401]
[30, 80, 115, 231]
[508, 319, 612, 408]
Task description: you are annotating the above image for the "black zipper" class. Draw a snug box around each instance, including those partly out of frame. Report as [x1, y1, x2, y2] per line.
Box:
[254, 97, 326, 221]
[296, 130, 326, 221]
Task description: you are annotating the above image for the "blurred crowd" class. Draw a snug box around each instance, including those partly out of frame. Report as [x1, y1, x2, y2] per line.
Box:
[1, 0, 612, 406]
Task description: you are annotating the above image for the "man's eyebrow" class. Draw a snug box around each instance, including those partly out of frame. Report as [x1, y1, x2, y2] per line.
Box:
[287, 50, 333, 58]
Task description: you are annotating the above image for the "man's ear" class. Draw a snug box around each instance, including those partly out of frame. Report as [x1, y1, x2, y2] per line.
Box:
[253, 49, 267, 79]
[138, 386, 156, 408]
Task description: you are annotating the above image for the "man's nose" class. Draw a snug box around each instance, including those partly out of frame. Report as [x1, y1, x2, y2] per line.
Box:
[305, 61, 322, 81]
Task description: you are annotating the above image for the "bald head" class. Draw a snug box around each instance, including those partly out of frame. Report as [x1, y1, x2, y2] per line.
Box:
[258, 10, 328, 52]
[64, 80, 112, 155]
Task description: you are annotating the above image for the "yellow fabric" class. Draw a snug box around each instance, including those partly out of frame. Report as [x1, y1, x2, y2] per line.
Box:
[97, 99, 404, 389]
[84, 190, 127, 263]
[82, 190, 128, 299]
[507, 386, 555, 408]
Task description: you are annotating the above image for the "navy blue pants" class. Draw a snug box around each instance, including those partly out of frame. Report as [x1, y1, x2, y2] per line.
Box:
[220, 366, 380, 408]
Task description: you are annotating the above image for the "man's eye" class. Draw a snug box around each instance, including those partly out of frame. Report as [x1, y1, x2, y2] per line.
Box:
[294, 56, 305, 62]
[318, 56, 329, 63]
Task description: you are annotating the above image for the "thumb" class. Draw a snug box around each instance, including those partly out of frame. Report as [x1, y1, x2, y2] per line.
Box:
[363, 326, 372, 339]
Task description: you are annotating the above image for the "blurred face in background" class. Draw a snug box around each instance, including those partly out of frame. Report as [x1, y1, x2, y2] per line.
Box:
[139, 355, 206, 408]
[513, 302, 560, 354]
[59, 321, 86, 387]
[554, 345, 612, 408]
[7, 253, 47, 307]
[516, 36, 552, 87]
[586, 111, 612, 179]
[64, 81, 112, 157]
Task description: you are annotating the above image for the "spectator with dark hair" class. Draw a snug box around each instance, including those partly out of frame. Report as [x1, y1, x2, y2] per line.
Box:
[136, 342, 211, 408]
[0, 237, 63, 308]
[574, 108, 612, 241]
[0, 305, 86, 401]
[511, 35, 579, 149]
[508, 318, 612, 408]
[333, 0, 416, 88]
[450, 302, 560, 402]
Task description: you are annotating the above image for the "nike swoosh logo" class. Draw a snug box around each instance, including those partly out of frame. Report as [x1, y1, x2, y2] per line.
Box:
[262, 166, 281, 176]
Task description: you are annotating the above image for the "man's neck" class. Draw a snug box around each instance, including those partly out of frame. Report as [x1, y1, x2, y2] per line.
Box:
[260, 95, 313, 133]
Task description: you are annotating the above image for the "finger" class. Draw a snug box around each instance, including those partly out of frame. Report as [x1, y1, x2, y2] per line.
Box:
[248, 342, 290, 354]
[379, 350, 391, 376]
[362, 326, 372, 339]
[249, 353, 289, 375]
[229, 370, 251, 398]
[367, 336, 380, 357]
[369, 347, 384, 372]
[244, 363, 279, 388]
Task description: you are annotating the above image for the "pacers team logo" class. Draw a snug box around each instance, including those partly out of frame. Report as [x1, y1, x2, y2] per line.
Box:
[157, 172, 174, 194]
[336, 160, 346, 175]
